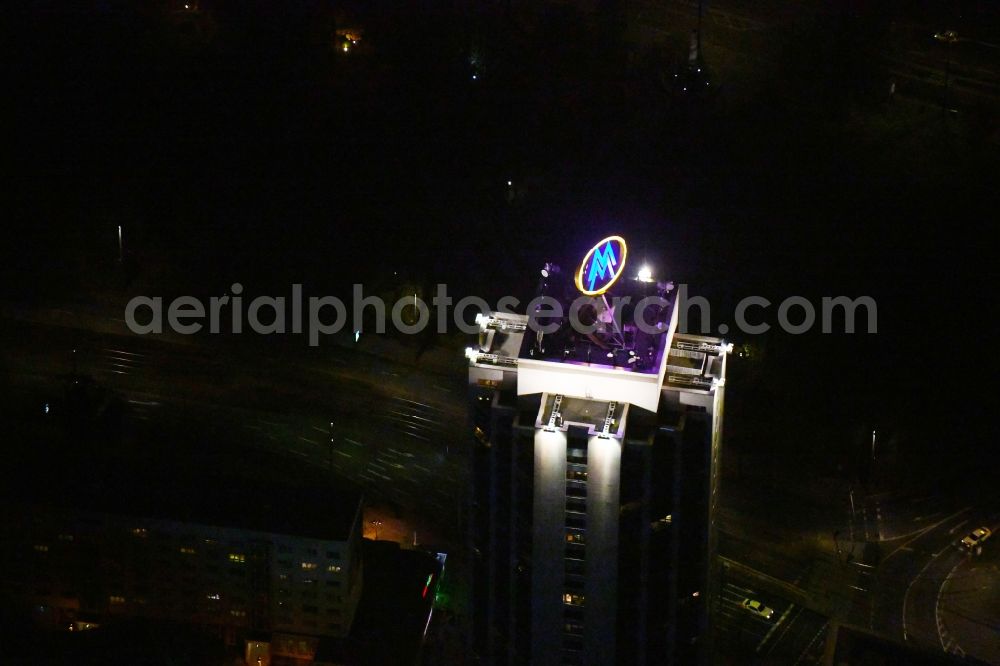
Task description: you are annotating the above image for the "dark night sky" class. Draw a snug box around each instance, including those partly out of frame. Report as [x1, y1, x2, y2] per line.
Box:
[3, 1, 995, 479]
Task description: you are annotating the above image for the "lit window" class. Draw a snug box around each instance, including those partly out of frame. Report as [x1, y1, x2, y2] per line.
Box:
[301, 562, 318, 570]
[180, 547, 196, 555]
[131, 528, 147, 537]
[327, 564, 342, 573]
[33, 544, 49, 553]
[228, 553, 245, 563]
[206, 593, 220, 601]
[109, 595, 125, 605]
[230, 609, 246, 617]
[58, 534, 74, 542]
[562, 593, 585, 606]
[565, 532, 585, 544]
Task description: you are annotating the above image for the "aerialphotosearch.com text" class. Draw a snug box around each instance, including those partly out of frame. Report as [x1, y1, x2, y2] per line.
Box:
[125, 283, 877, 346]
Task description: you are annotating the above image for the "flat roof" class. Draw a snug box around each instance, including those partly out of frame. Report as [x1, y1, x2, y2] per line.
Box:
[515, 278, 674, 377]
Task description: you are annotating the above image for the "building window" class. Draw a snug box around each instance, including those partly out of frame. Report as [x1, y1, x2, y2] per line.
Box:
[33, 544, 49, 553]
[58, 534, 74, 542]
[326, 551, 341, 559]
[109, 595, 125, 605]
[326, 580, 342, 588]
[228, 553, 245, 563]
[180, 547, 196, 555]
[566, 515, 586, 529]
[565, 622, 584, 636]
[566, 485, 586, 498]
[566, 468, 588, 481]
[566, 498, 586, 513]
[131, 528, 148, 538]
[565, 531, 585, 544]
[327, 564, 342, 573]
[562, 593, 584, 606]
[301, 562, 318, 571]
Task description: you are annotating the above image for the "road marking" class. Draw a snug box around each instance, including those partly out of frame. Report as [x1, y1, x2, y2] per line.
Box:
[948, 519, 970, 535]
[903, 542, 953, 641]
[756, 604, 794, 653]
[885, 506, 971, 562]
[793, 621, 829, 665]
[724, 583, 755, 595]
[392, 396, 443, 412]
[388, 409, 440, 425]
[936, 554, 966, 654]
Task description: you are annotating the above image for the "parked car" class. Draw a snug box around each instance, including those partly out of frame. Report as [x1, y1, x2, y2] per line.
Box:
[742, 598, 775, 620]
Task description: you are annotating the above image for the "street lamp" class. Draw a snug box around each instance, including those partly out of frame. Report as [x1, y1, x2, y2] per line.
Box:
[329, 421, 335, 474]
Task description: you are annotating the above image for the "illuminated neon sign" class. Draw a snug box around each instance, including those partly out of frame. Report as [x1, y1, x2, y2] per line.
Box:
[575, 236, 628, 296]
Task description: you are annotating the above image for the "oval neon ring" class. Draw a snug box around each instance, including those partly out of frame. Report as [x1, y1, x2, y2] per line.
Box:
[575, 235, 628, 296]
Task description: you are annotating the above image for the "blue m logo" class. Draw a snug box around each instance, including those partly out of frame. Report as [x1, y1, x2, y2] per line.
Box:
[576, 235, 628, 296]
[587, 241, 619, 292]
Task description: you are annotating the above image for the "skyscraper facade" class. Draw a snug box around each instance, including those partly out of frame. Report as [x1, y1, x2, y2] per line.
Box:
[467, 237, 728, 665]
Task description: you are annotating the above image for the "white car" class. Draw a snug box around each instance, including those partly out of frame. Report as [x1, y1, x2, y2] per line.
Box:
[741, 598, 774, 620]
[960, 527, 992, 553]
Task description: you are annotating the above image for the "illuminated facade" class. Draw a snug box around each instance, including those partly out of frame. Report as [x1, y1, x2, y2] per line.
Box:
[467, 242, 728, 665]
[0, 483, 363, 664]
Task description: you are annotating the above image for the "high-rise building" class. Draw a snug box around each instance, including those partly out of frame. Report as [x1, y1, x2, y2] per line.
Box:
[467, 237, 729, 665]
